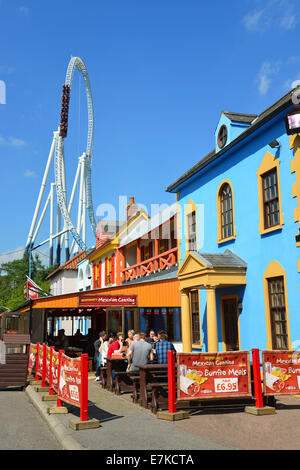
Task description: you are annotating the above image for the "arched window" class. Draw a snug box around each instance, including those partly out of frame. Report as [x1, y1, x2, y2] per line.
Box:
[218, 182, 235, 242]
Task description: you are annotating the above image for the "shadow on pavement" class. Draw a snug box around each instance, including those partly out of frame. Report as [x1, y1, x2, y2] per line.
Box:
[67, 400, 124, 423]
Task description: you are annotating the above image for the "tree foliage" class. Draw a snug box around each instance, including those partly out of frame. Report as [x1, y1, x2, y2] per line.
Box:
[0, 253, 56, 311]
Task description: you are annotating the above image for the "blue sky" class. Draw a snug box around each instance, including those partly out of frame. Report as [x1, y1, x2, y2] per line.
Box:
[0, 0, 300, 264]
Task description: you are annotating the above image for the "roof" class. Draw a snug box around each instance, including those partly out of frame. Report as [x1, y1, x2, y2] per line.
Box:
[46, 251, 86, 280]
[119, 203, 177, 248]
[166, 86, 298, 193]
[194, 249, 247, 269]
[223, 112, 258, 124]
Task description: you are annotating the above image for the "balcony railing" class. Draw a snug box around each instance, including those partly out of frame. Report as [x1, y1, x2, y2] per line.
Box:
[121, 247, 178, 282]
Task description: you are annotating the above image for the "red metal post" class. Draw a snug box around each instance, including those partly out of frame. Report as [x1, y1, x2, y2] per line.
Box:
[41, 344, 47, 387]
[80, 353, 89, 421]
[49, 346, 55, 396]
[56, 350, 64, 408]
[35, 342, 40, 381]
[167, 350, 176, 414]
[252, 349, 264, 409]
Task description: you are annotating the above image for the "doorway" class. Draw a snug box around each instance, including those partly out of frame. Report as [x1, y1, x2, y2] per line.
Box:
[221, 296, 240, 351]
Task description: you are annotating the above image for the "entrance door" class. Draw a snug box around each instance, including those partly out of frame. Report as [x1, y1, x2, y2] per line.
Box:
[222, 297, 239, 351]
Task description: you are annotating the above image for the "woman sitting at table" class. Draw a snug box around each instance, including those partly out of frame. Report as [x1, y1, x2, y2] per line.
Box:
[125, 329, 135, 348]
[106, 331, 125, 358]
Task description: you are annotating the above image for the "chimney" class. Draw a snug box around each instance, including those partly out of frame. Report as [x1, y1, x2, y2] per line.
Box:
[127, 197, 139, 221]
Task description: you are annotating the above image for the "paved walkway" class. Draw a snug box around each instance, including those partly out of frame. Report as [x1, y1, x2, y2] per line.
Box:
[25, 378, 300, 450]
[0, 388, 61, 450]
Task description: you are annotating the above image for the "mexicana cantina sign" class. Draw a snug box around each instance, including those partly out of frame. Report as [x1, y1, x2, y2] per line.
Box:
[79, 294, 137, 307]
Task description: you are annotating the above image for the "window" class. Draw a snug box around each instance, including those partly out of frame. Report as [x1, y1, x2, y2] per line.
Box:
[218, 125, 228, 149]
[191, 291, 201, 345]
[220, 183, 234, 240]
[187, 211, 197, 251]
[262, 169, 280, 229]
[268, 277, 289, 350]
[257, 151, 283, 235]
[217, 181, 235, 243]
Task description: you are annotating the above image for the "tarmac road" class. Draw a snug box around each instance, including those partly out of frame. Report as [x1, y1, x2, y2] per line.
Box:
[0, 388, 61, 450]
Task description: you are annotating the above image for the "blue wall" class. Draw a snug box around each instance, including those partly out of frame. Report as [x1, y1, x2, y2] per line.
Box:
[178, 111, 300, 352]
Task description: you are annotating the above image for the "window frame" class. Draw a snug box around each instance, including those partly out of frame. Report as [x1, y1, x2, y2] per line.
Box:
[217, 180, 236, 244]
[190, 290, 201, 348]
[257, 151, 284, 236]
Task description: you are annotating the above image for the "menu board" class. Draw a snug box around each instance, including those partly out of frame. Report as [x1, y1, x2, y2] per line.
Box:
[57, 354, 82, 408]
[262, 350, 300, 396]
[177, 351, 251, 401]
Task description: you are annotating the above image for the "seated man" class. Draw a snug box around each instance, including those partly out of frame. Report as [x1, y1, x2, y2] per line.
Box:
[154, 333, 176, 364]
[127, 332, 153, 372]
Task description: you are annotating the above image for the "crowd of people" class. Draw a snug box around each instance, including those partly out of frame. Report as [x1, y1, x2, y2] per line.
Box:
[93, 328, 176, 381]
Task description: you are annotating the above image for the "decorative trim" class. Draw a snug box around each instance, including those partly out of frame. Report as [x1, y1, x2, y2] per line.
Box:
[290, 135, 300, 236]
[216, 179, 236, 244]
[257, 151, 284, 236]
[262, 261, 292, 350]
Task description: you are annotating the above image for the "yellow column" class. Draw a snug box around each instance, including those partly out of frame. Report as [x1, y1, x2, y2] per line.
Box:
[206, 286, 218, 352]
[181, 289, 192, 352]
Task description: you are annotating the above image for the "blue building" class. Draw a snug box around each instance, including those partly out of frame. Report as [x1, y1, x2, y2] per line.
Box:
[167, 87, 300, 353]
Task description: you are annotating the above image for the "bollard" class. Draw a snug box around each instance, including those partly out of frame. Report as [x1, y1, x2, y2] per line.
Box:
[252, 348, 264, 408]
[80, 353, 89, 421]
[35, 342, 40, 381]
[49, 346, 55, 396]
[41, 344, 47, 388]
[168, 350, 176, 414]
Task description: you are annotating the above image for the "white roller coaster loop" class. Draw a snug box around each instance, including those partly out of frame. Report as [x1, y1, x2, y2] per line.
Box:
[25, 57, 96, 265]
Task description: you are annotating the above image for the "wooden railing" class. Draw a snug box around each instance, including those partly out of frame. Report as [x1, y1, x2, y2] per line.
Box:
[121, 247, 178, 282]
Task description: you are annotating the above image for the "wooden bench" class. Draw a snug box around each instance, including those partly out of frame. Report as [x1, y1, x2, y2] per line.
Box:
[106, 358, 128, 392]
[114, 371, 140, 395]
[99, 367, 107, 389]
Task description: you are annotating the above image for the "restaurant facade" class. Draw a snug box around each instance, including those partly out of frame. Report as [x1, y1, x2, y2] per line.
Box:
[167, 87, 300, 354]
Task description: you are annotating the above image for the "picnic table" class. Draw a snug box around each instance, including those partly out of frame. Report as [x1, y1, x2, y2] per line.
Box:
[137, 364, 169, 408]
[106, 357, 128, 392]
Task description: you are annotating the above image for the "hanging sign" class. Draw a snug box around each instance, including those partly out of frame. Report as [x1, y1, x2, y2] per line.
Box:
[79, 294, 137, 307]
[177, 351, 251, 401]
[262, 350, 300, 395]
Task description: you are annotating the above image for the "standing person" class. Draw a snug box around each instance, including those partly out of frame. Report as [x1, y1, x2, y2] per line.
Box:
[107, 331, 124, 358]
[126, 332, 153, 372]
[100, 332, 114, 366]
[154, 333, 176, 364]
[94, 331, 107, 381]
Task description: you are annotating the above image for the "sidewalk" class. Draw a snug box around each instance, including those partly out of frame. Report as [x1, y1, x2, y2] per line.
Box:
[25, 377, 231, 450]
[26, 377, 300, 450]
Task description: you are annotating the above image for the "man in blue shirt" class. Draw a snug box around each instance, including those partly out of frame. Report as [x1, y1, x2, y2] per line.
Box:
[154, 333, 176, 364]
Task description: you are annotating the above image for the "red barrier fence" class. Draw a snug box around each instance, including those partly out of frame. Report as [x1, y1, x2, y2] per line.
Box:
[167, 348, 300, 414]
[27, 344, 89, 422]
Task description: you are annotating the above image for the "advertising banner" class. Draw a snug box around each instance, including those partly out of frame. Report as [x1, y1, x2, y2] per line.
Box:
[36, 344, 44, 377]
[28, 343, 37, 375]
[177, 351, 251, 401]
[57, 354, 82, 408]
[51, 350, 59, 392]
[262, 350, 300, 395]
[79, 293, 137, 307]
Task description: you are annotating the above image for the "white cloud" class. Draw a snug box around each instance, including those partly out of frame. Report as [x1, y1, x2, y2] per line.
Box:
[24, 169, 37, 178]
[0, 135, 27, 147]
[256, 61, 280, 95]
[243, 0, 297, 33]
[19, 6, 29, 14]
